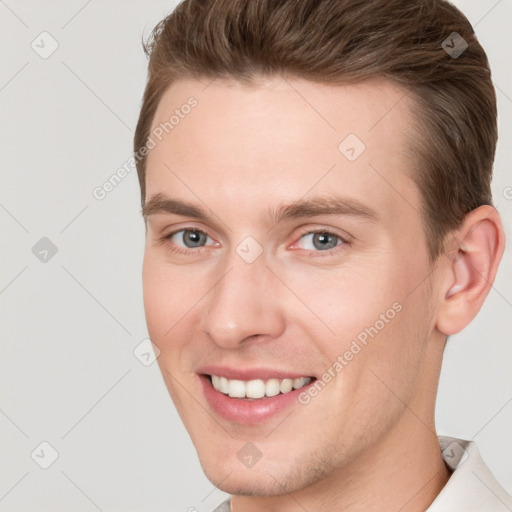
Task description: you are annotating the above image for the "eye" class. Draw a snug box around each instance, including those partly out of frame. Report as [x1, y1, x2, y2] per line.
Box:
[295, 230, 345, 251]
[166, 229, 215, 249]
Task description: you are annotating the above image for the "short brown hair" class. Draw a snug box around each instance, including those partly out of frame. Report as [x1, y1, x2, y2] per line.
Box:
[134, 0, 497, 260]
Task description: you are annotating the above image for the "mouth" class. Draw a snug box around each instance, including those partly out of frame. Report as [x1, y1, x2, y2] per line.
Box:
[207, 374, 314, 400]
[198, 372, 317, 424]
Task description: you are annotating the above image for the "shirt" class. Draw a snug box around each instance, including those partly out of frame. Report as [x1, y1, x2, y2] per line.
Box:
[211, 436, 512, 511]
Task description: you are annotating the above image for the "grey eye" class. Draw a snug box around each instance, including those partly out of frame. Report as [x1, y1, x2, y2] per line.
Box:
[182, 230, 207, 247]
[170, 229, 210, 248]
[298, 232, 343, 251]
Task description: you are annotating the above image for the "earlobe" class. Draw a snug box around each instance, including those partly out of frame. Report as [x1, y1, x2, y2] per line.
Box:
[436, 206, 504, 336]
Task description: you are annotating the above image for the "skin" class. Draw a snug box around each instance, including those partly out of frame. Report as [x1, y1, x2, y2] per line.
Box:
[141, 77, 504, 511]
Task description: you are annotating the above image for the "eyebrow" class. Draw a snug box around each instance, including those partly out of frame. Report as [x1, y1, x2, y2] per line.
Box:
[142, 192, 379, 226]
[142, 194, 207, 220]
[270, 196, 379, 225]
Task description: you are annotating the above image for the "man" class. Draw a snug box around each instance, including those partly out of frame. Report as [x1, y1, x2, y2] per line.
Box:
[134, 0, 511, 510]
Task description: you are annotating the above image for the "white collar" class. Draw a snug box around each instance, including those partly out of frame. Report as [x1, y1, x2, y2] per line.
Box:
[427, 435, 512, 511]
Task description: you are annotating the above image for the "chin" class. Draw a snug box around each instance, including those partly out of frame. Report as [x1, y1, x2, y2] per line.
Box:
[203, 468, 288, 497]
[198, 454, 330, 498]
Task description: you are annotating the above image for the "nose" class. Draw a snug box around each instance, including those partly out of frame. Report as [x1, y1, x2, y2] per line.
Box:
[200, 254, 286, 349]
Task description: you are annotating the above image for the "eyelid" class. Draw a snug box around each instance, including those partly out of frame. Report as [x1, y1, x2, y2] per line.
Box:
[290, 226, 350, 245]
[158, 224, 350, 256]
[286, 227, 350, 257]
[171, 228, 215, 245]
[160, 222, 217, 241]
[159, 226, 220, 252]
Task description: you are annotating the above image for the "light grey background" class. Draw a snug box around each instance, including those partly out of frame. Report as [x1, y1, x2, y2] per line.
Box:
[0, 1, 510, 511]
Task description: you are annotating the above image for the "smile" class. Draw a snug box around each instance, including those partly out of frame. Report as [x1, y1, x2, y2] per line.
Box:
[209, 374, 313, 399]
[199, 371, 317, 424]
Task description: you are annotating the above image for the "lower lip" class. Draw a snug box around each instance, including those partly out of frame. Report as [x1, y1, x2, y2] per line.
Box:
[199, 375, 314, 425]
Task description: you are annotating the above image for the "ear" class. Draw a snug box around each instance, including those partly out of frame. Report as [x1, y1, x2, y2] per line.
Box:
[436, 205, 505, 336]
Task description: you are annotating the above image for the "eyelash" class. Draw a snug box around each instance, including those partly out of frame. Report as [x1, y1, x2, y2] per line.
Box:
[159, 227, 348, 257]
[293, 229, 348, 257]
[158, 229, 212, 256]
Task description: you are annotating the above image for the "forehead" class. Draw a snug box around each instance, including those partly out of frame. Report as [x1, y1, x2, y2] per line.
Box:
[145, 77, 421, 228]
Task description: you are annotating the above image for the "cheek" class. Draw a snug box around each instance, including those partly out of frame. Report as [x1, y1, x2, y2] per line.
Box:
[346, 277, 434, 416]
[279, 261, 403, 354]
[142, 252, 196, 343]
[283, 257, 432, 399]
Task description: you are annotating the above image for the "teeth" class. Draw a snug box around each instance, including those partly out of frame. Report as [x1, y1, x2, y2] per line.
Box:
[219, 376, 229, 394]
[293, 377, 309, 389]
[209, 375, 312, 399]
[265, 378, 280, 397]
[228, 379, 246, 398]
[280, 378, 293, 393]
[246, 379, 266, 399]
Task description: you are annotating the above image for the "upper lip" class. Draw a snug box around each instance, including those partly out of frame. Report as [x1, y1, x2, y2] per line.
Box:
[196, 365, 315, 381]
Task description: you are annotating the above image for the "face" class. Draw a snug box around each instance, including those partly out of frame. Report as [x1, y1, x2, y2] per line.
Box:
[142, 77, 444, 496]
